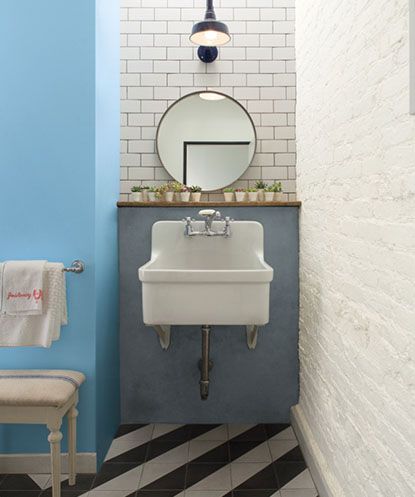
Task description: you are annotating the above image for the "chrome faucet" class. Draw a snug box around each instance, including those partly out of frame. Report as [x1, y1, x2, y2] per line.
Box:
[183, 216, 194, 237]
[201, 209, 221, 232]
[183, 209, 233, 237]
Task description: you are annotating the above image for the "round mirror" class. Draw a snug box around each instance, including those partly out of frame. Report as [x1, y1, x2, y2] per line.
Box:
[156, 91, 256, 191]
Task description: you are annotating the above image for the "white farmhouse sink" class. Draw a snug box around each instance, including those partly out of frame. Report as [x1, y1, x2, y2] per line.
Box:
[139, 220, 273, 327]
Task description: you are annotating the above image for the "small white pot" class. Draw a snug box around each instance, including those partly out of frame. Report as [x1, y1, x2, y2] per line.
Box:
[130, 192, 143, 202]
[275, 192, 284, 201]
[164, 191, 174, 202]
[248, 191, 258, 202]
[264, 192, 275, 202]
[235, 191, 246, 202]
[141, 190, 149, 201]
[180, 191, 191, 202]
[191, 192, 201, 202]
[147, 192, 157, 202]
[257, 189, 265, 201]
[223, 192, 234, 202]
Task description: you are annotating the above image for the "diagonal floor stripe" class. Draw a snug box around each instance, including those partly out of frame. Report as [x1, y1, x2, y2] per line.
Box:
[28, 474, 50, 489]
[106, 424, 220, 465]
[15, 425, 313, 497]
[279, 467, 316, 490]
[186, 463, 232, 492]
[106, 424, 223, 463]
[140, 425, 287, 493]
[280, 489, 318, 497]
[187, 440, 297, 494]
[137, 429, 239, 491]
[152, 424, 184, 439]
[105, 424, 155, 461]
[268, 425, 296, 441]
[76, 466, 142, 496]
[115, 424, 149, 438]
[85, 424, 233, 496]
[88, 492, 138, 497]
[231, 490, 280, 497]
[89, 425, 255, 495]
[227, 447, 308, 497]
[183, 491, 229, 497]
[76, 425, 309, 497]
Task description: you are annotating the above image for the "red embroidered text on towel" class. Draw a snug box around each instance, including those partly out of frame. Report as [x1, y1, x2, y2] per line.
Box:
[7, 289, 43, 301]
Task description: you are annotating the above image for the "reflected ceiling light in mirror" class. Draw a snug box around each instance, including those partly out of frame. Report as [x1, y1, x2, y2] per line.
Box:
[199, 91, 226, 101]
[190, 0, 231, 63]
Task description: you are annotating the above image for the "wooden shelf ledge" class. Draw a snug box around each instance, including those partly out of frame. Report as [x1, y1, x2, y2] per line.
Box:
[117, 201, 301, 208]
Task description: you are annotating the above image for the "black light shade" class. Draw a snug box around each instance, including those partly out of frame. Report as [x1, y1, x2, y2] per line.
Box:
[190, 0, 231, 47]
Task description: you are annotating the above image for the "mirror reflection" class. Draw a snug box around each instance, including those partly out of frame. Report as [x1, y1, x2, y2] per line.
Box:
[156, 91, 256, 191]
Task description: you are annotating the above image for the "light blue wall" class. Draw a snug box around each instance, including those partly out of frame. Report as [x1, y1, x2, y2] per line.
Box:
[0, 0, 119, 463]
[95, 0, 120, 466]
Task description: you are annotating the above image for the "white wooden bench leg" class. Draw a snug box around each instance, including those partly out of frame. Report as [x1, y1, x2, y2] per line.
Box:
[67, 405, 78, 485]
[47, 420, 63, 497]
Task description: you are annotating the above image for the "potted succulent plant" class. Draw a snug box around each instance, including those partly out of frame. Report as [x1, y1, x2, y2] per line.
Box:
[170, 181, 184, 201]
[156, 189, 164, 201]
[247, 187, 259, 202]
[179, 185, 191, 202]
[163, 182, 174, 202]
[189, 185, 202, 202]
[130, 185, 143, 202]
[272, 181, 284, 201]
[141, 185, 150, 201]
[235, 188, 246, 202]
[223, 187, 234, 202]
[264, 184, 275, 202]
[147, 186, 158, 202]
[255, 180, 267, 201]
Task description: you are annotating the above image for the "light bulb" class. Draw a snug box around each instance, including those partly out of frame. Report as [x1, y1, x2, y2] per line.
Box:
[204, 30, 218, 41]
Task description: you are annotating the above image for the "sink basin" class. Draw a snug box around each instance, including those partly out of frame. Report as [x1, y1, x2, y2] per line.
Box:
[139, 220, 273, 326]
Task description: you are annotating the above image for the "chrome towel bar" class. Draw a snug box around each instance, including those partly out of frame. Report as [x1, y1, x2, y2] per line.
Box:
[63, 260, 85, 274]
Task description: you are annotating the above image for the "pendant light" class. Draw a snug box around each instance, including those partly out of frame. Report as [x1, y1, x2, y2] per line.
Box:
[190, 0, 231, 62]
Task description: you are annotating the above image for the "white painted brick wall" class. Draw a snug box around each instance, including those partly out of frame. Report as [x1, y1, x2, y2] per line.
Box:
[296, 1, 415, 496]
[120, 0, 296, 200]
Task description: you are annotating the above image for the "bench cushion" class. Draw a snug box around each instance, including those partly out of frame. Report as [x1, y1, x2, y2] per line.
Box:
[0, 370, 85, 407]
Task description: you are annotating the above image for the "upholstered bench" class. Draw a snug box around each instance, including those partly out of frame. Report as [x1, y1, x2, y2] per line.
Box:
[0, 370, 85, 497]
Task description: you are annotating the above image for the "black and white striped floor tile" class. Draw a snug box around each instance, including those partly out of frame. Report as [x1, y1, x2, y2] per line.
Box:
[0, 424, 318, 497]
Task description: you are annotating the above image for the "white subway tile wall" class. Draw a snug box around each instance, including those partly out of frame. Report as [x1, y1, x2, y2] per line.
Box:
[120, 0, 296, 201]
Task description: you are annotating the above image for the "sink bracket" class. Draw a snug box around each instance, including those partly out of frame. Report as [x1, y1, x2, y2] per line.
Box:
[246, 325, 260, 349]
[152, 325, 171, 350]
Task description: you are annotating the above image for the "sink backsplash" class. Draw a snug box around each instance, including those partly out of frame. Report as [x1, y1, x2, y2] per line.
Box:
[118, 205, 299, 423]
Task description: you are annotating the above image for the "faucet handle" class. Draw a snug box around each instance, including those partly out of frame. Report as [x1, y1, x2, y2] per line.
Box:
[199, 209, 222, 219]
[199, 209, 216, 217]
[199, 209, 222, 221]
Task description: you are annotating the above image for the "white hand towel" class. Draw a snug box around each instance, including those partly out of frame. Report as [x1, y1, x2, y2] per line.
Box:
[0, 263, 67, 348]
[2, 260, 47, 316]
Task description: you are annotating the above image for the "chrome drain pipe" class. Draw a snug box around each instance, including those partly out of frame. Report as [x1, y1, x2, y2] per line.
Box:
[200, 325, 212, 400]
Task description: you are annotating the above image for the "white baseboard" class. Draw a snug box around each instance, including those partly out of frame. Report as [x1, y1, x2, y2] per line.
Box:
[0, 452, 96, 474]
[291, 404, 344, 497]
